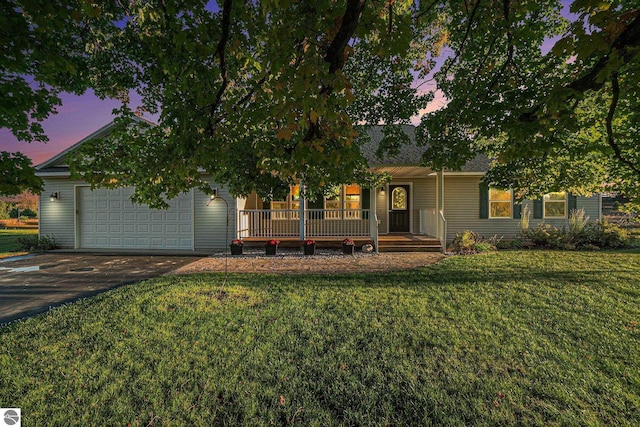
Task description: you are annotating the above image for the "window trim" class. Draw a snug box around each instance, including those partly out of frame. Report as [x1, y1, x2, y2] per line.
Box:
[488, 187, 513, 219]
[543, 191, 568, 219]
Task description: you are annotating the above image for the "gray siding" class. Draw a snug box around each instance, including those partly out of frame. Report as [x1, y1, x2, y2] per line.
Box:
[375, 187, 388, 234]
[375, 177, 436, 235]
[41, 177, 235, 251]
[193, 183, 236, 251]
[443, 175, 602, 244]
[40, 179, 86, 248]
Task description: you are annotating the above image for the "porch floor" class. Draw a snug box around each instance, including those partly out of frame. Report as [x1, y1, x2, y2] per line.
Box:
[241, 234, 442, 253]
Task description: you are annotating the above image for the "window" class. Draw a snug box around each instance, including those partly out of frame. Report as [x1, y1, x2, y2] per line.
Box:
[270, 185, 300, 219]
[392, 187, 407, 210]
[324, 186, 341, 219]
[322, 184, 362, 219]
[344, 184, 361, 219]
[489, 188, 512, 218]
[544, 192, 567, 218]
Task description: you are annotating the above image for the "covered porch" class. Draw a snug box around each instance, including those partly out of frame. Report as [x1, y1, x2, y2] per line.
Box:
[235, 169, 447, 253]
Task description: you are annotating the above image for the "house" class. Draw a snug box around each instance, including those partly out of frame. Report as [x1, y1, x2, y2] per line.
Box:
[36, 122, 602, 252]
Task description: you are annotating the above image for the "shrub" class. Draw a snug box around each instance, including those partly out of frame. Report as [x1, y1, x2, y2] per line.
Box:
[9, 208, 37, 219]
[16, 235, 58, 252]
[582, 220, 630, 249]
[448, 230, 496, 254]
[524, 219, 630, 250]
[524, 224, 571, 249]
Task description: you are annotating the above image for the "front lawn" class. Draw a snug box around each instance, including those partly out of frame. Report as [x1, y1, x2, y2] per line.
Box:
[0, 228, 38, 258]
[1, 251, 638, 425]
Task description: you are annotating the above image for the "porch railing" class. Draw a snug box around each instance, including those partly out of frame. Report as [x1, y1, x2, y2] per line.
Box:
[421, 208, 447, 252]
[238, 209, 371, 239]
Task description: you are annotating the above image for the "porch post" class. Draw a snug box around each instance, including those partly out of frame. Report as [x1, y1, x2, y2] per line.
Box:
[437, 169, 445, 250]
[299, 181, 306, 241]
[437, 169, 444, 212]
[370, 186, 379, 253]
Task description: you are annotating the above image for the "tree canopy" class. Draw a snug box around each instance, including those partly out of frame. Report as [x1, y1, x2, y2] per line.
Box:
[2, 0, 639, 205]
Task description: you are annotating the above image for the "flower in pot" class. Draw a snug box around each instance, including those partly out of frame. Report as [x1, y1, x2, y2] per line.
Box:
[265, 239, 280, 255]
[230, 239, 244, 255]
[304, 239, 316, 256]
[342, 237, 355, 255]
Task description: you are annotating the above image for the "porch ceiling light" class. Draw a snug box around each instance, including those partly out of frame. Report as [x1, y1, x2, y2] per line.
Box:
[49, 191, 59, 202]
[379, 187, 386, 195]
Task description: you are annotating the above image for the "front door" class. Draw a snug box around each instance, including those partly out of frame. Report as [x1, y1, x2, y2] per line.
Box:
[388, 185, 410, 233]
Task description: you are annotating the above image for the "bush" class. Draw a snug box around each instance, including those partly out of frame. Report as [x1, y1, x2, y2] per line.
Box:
[448, 230, 496, 254]
[525, 224, 574, 249]
[16, 235, 58, 252]
[581, 220, 630, 249]
[9, 208, 37, 219]
[524, 218, 630, 250]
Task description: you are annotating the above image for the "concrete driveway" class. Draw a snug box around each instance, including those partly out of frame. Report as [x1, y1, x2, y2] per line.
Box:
[0, 253, 202, 326]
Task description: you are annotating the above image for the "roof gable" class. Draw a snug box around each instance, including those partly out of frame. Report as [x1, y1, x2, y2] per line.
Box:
[35, 121, 490, 176]
[35, 117, 153, 173]
[362, 125, 490, 172]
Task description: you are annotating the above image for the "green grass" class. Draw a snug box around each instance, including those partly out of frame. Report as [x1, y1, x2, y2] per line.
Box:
[1, 251, 639, 425]
[0, 228, 37, 257]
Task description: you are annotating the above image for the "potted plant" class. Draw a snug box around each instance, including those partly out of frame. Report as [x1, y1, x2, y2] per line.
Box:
[230, 239, 244, 255]
[265, 239, 280, 255]
[342, 237, 355, 255]
[303, 239, 316, 255]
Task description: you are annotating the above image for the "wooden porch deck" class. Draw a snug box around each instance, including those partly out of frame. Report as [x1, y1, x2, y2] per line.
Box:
[241, 234, 442, 253]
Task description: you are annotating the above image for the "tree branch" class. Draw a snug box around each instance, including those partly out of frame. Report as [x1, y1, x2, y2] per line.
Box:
[440, 0, 482, 78]
[605, 72, 640, 175]
[413, 0, 440, 22]
[206, 0, 233, 136]
[519, 13, 640, 123]
[324, 0, 367, 74]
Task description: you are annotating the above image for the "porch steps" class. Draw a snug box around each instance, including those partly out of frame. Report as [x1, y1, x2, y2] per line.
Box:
[377, 235, 442, 253]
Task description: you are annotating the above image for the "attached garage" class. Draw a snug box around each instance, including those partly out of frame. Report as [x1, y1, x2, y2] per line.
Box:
[76, 187, 194, 250]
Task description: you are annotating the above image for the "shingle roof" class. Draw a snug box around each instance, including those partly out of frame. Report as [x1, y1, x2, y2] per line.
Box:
[35, 121, 491, 176]
[361, 125, 490, 172]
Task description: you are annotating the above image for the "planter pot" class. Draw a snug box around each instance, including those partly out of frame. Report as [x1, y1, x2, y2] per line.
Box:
[230, 244, 243, 256]
[342, 243, 355, 255]
[304, 243, 316, 256]
[265, 244, 278, 255]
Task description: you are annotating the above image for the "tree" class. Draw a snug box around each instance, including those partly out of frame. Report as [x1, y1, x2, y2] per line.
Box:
[0, 152, 42, 195]
[1, 0, 120, 195]
[3, 1, 639, 206]
[419, 0, 640, 203]
[68, 0, 430, 207]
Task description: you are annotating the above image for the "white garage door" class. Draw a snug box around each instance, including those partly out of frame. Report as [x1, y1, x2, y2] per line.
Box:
[77, 187, 194, 250]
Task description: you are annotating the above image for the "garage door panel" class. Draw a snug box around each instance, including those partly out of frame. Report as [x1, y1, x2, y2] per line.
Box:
[78, 187, 193, 250]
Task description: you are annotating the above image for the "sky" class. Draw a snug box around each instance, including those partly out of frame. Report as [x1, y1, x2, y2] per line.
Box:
[0, 2, 572, 167]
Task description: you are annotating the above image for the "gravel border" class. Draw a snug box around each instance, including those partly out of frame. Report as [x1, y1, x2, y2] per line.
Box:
[171, 249, 445, 275]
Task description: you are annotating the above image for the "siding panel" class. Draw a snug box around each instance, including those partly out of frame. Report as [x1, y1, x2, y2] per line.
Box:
[193, 180, 236, 251]
[39, 179, 86, 248]
[443, 176, 602, 244]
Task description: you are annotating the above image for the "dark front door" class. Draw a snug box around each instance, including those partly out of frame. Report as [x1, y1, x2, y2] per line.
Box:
[389, 185, 410, 232]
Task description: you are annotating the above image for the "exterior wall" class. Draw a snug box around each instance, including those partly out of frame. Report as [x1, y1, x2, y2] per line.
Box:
[193, 182, 236, 251]
[375, 177, 437, 235]
[442, 175, 602, 244]
[41, 177, 235, 251]
[39, 178, 85, 248]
